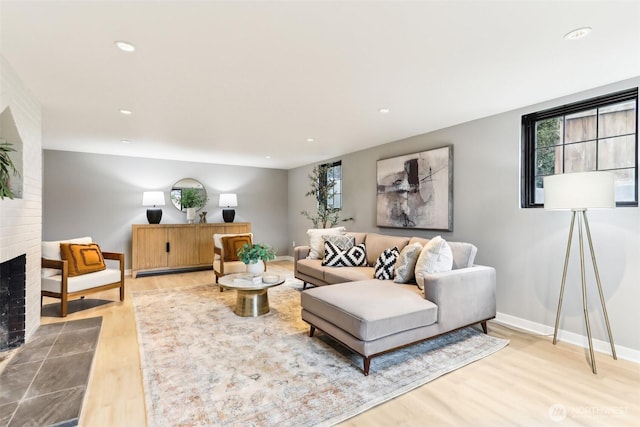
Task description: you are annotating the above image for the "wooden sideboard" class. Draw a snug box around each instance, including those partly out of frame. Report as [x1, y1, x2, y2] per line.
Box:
[131, 222, 251, 278]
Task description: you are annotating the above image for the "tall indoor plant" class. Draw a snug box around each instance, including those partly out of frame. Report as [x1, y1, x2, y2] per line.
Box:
[300, 164, 352, 228]
[0, 139, 20, 200]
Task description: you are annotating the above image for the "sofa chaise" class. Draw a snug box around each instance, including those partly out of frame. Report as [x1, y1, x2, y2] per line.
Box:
[295, 232, 496, 375]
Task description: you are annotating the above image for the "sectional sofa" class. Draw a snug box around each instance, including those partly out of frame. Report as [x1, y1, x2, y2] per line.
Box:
[295, 232, 496, 375]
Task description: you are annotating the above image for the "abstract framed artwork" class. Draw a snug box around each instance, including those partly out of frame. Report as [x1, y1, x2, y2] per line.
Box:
[376, 145, 453, 231]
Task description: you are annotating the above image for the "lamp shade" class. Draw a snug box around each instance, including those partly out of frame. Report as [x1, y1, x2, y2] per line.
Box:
[543, 171, 615, 210]
[219, 193, 238, 208]
[142, 191, 166, 207]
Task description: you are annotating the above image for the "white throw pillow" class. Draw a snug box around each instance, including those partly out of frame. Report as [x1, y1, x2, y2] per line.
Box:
[306, 226, 346, 259]
[414, 236, 453, 290]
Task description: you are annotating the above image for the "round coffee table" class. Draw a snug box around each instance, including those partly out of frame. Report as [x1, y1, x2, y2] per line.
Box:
[218, 273, 285, 317]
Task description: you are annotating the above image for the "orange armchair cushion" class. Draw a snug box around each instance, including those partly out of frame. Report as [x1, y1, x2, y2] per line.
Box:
[221, 235, 252, 262]
[60, 243, 106, 277]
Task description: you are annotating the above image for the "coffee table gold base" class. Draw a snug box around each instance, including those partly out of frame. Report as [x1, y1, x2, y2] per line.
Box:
[234, 288, 270, 317]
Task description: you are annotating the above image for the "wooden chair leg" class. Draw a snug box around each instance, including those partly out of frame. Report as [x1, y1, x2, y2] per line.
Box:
[302, 282, 308, 290]
[481, 321, 488, 334]
[309, 325, 316, 337]
[61, 297, 68, 317]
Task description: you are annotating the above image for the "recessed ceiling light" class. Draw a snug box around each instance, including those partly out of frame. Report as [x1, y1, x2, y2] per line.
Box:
[115, 41, 136, 52]
[119, 109, 132, 115]
[564, 27, 592, 40]
[378, 108, 390, 114]
[307, 138, 315, 143]
[120, 139, 131, 144]
[265, 155, 271, 159]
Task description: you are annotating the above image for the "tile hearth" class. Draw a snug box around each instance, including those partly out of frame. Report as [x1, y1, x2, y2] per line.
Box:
[0, 317, 102, 427]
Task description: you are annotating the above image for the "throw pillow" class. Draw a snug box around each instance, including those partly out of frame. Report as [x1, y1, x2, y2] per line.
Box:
[322, 242, 367, 267]
[414, 236, 453, 290]
[221, 235, 252, 262]
[322, 234, 355, 252]
[59, 243, 106, 277]
[307, 226, 346, 259]
[374, 247, 400, 280]
[394, 242, 423, 283]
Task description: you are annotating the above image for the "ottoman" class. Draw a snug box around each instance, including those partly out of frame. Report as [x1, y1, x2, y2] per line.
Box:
[301, 279, 438, 375]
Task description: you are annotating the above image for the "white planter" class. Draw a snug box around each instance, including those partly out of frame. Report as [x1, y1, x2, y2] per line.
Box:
[246, 260, 264, 275]
[186, 207, 196, 223]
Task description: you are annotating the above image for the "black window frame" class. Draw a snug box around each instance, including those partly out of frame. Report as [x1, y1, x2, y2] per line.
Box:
[521, 88, 639, 208]
[319, 160, 342, 210]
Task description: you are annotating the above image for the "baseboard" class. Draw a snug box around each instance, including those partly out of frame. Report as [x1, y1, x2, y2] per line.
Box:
[494, 312, 640, 364]
[275, 255, 294, 262]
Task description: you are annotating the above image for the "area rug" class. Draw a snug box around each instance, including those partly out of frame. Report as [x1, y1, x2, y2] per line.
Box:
[132, 281, 508, 427]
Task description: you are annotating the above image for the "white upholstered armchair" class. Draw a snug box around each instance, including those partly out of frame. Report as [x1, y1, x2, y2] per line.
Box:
[41, 237, 125, 317]
[212, 233, 254, 283]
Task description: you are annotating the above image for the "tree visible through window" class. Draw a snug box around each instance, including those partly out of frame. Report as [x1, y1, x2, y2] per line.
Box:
[522, 88, 638, 208]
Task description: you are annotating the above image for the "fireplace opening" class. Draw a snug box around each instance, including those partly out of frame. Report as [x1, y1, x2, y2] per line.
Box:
[0, 254, 26, 351]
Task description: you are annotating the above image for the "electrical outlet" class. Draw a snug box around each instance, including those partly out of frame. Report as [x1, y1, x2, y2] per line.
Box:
[292, 241, 296, 248]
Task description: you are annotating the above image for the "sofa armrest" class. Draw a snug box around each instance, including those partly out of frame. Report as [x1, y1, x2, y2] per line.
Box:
[294, 246, 310, 277]
[423, 265, 496, 330]
[294, 246, 310, 260]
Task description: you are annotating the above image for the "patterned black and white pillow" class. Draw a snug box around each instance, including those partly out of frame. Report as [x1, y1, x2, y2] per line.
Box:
[322, 242, 367, 267]
[322, 234, 355, 252]
[374, 247, 400, 280]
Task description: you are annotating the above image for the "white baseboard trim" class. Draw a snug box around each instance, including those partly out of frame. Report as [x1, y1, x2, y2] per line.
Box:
[494, 312, 640, 364]
[275, 255, 294, 262]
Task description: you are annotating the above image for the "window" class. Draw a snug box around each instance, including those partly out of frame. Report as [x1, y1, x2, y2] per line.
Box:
[320, 161, 342, 209]
[522, 88, 638, 208]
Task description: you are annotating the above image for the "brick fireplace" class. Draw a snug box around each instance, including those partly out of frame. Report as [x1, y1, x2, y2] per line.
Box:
[0, 255, 26, 350]
[0, 55, 43, 347]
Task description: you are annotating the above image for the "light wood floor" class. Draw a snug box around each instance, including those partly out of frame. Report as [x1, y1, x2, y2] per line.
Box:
[37, 261, 639, 427]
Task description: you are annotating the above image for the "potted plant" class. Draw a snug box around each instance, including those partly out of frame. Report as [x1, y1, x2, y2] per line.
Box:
[173, 188, 208, 223]
[237, 243, 276, 274]
[0, 139, 20, 200]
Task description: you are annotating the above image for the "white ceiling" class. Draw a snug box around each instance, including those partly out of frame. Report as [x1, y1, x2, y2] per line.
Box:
[1, 1, 639, 170]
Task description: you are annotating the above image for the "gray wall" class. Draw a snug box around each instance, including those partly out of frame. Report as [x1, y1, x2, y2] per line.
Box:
[289, 77, 640, 353]
[43, 150, 289, 269]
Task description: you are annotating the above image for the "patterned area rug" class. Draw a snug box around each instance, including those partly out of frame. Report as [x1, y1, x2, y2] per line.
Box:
[132, 281, 508, 427]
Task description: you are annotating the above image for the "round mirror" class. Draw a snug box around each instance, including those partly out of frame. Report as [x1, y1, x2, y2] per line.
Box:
[170, 178, 208, 212]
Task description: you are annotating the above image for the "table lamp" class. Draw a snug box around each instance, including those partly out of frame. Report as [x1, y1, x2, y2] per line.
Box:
[543, 171, 617, 374]
[219, 193, 238, 223]
[142, 191, 166, 224]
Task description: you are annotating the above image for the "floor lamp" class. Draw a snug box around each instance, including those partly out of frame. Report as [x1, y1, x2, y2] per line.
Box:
[543, 171, 617, 374]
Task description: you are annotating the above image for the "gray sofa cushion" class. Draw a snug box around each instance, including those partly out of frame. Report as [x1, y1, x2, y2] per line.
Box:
[324, 266, 373, 284]
[364, 233, 410, 266]
[301, 280, 438, 341]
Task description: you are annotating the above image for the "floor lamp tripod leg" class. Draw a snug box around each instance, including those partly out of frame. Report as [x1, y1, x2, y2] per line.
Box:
[583, 211, 617, 360]
[578, 212, 597, 374]
[553, 211, 576, 345]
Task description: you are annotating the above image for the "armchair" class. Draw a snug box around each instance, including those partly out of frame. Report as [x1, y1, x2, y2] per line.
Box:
[41, 237, 125, 317]
[213, 233, 253, 283]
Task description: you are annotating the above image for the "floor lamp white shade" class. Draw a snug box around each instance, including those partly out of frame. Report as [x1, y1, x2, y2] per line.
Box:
[543, 171, 615, 210]
[542, 171, 616, 374]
